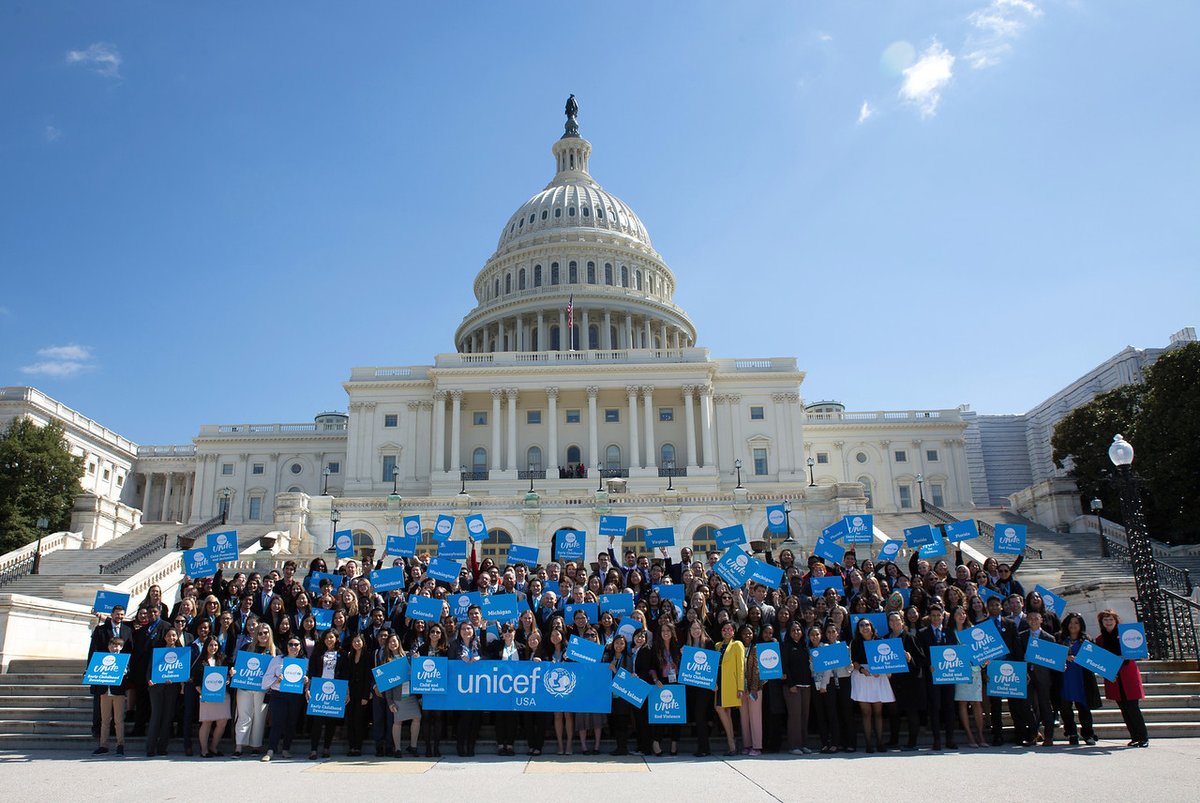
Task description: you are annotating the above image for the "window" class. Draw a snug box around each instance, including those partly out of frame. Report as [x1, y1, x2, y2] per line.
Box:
[534, 265, 543, 286]
[568, 206, 576, 217]
[894, 450, 907, 463]
[288, 485, 303, 493]
[518, 268, 526, 290]
[86, 462, 96, 475]
[550, 326, 560, 351]
[221, 463, 234, 476]
[568, 261, 578, 283]
[623, 526, 652, 558]
[604, 263, 613, 285]
[567, 445, 581, 464]
[855, 452, 868, 464]
[659, 407, 674, 421]
[494, 278, 499, 298]
[327, 462, 340, 474]
[753, 447, 769, 476]
[550, 263, 560, 285]
[472, 448, 487, 472]
[527, 411, 542, 425]
[587, 262, 596, 283]
[816, 452, 830, 464]
[505, 274, 511, 294]
[252, 463, 265, 475]
[527, 446, 542, 471]
[604, 409, 620, 423]
[858, 476, 874, 509]
[620, 265, 629, 287]
[248, 497, 262, 521]
[605, 445, 621, 470]
[479, 529, 513, 565]
[692, 524, 719, 555]
[635, 270, 643, 290]
[383, 414, 397, 428]
[661, 443, 676, 465]
[541, 210, 548, 220]
[102, 468, 111, 481]
[116, 474, 124, 486]
[473, 411, 487, 425]
[554, 208, 562, 218]
[381, 455, 397, 482]
[931, 483, 945, 507]
[565, 409, 581, 424]
[588, 325, 599, 349]
[898, 485, 913, 509]
[926, 449, 940, 462]
[582, 206, 590, 217]
[750, 406, 765, 420]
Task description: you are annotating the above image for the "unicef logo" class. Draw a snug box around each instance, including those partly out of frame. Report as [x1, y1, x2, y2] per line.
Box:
[852, 517, 864, 529]
[163, 651, 180, 665]
[692, 652, 708, 667]
[246, 657, 261, 672]
[194, 552, 208, 565]
[436, 520, 452, 535]
[768, 510, 785, 526]
[1122, 629, 1145, 649]
[322, 681, 336, 695]
[405, 520, 420, 536]
[101, 655, 117, 668]
[422, 659, 437, 673]
[659, 689, 675, 705]
[336, 535, 352, 551]
[1003, 527, 1016, 539]
[563, 532, 578, 546]
[203, 673, 223, 692]
[543, 667, 577, 698]
[877, 643, 892, 657]
[941, 648, 958, 663]
[999, 663, 1015, 678]
[973, 630, 986, 642]
[458, 595, 471, 608]
[283, 664, 304, 683]
[760, 650, 779, 669]
[734, 555, 749, 568]
[468, 519, 484, 534]
[216, 534, 229, 546]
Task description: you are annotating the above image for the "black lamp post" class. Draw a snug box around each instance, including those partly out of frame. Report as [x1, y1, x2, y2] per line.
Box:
[665, 459, 675, 491]
[782, 500, 794, 543]
[32, 516, 49, 575]
[597, 462, 604, 492]
[1090, 497, 1105, 557]
[806, 457, 815, 487]
[916, 473, 925, 513]
[391, 465, 400, 495]
[734, 459, 743, 489]
[330, 506, 340, 535]
[459, 464, 467, 495]
[220, 488, 232, 525]
[528, 470, 536, 494]
[322, 467, 331, 495]
[1108, 433, 1168, 659]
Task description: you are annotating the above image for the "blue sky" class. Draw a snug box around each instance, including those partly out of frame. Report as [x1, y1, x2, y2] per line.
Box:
[1, 2, 1196, 445]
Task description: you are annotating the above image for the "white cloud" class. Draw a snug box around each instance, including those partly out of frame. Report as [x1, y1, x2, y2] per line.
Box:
[818, 32, 833, 42]
[65, 42, 122, 78]
[900, 42, 955, 117]
[20, 344, 96, 378]
[36, 344, 93, 361]
[965, 0, 1042, 69]
[44, 125, 62, 143]
[857, 101, 874, 124]
[20, 361, 89, 378]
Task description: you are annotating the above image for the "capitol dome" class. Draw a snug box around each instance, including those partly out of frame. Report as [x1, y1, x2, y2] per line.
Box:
[455, 100, 696, 355]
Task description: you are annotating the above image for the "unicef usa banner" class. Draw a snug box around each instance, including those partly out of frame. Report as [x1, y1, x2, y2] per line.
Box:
[207, 531, 239, 562]
[151, 647, 189, 683]
[438, 540, 468, 561]
[600, 593, 635, 617]
[183, 547, 217, 578]
[931, 645, 973, 684]
[757, 642, 782, 680]
[843, 515, 874, 545]
[93, 590, 130, 616]
[611, 668, 650, 707]
[865, 638, 908, 674]
[450, 591, 482, 619]
[919, 535, 948, 559]
[1026, 638, 1068, 672]
[372, 656, 411, 693]
[714, 524, 747, 549]
[555, 529, 586, 561]
[231, 651, 270, 691]
[1076, 641, 1123, 681]
[426, 557, 462, 583]
[333, 529, 355, 559]
[307, 678, 349, 718]
[411, 656, 448, 694]
[812, 533, 845, 565]
[483, 593, 521, 623]
[648, 685, 686, 724]
[986, 660, 1028, 699]
[406, 595, 445, 623]
[850, 613, 889, 638]
[810, 642, 852, 672]
[370, 566, 407, 593]
[386, 533, 418, 559]
[712, 544, 752, 587]
[1119, 623, 1149, 660]
[679, 646, 719, 689]
[598, 515, 627, 538]
[878, 539, 903, 563]
[280, 658, 307, 694]
[434, 514, 455, 542]
[904, 524, 937, 550]
[944, 520, 979, 544]
[402, 514, 423, 543]
[810, 575, 844, 596]
[421, 661, 612, 713]
[823, 520, 848, 544]
[84, 652, 130, 686]
[645, 527, 675, 549]
[507, 543, 539, 566]
[766, 504, 789, 534]
[311, 608, 334, 630]
[565, 636, 603, 663]
[994, 523, 1027, 555]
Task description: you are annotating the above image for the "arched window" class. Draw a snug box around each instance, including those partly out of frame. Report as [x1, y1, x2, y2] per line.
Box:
[609, 326, 618, 349]
[649, 274, 655, 295]
[588, 324, 599, 349]
[418, 529, 438, 555]
[605, 445, 621, 471]
[604, 263, 613, 285]
[518, 268, 526, 290]
[505, 273, 511, 294]
[541, 210, 548, 220]
[352, 530, 375, 562]
[288, 485, 303, 493]
[692, 524, 719, 555]
[660, 443, 676, 466]
[568, 261, 578, 283]
[472, 448, 487, 473]
[527, 446, 543, 472]
[635, 270, 643, 290]
[493, 278, 499, 298]
[534, 265, 543, 287]
[587, 262, 596, 283]
[551, 263, 560, 285]
[566, 445, 581, 465]
[481, 529, 512, 565]
[621, 266, 629, 287]
[550, 325, 560, 351]
[623, 526, 653, 559]
[531, 329, 539, 351]
[858, 475, 874, 509]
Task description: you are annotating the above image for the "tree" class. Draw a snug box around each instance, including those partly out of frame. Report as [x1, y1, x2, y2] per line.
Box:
[1052, 384, 1143, 528]
[0, 418, 85, 553]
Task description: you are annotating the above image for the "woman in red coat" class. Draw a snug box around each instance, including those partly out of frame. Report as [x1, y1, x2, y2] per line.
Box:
[1095, 609, 1148, 747]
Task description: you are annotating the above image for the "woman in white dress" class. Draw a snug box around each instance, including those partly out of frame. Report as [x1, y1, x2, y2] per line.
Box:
[949, 606, 985, 747]
[849, 618, 895, 753]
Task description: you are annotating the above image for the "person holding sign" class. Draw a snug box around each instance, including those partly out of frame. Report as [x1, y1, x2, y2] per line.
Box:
[916, 604, 958, 750]
[232, 624, 275, 758]
[343, 633, 376, 756]
[813, 622, 854, 753]
[1058, 613, 1100, 746]
[682, 620, 715, 757]
[948, 606, 983, 748]
[737, 624, 764, 755]
[381, 634, 422, 758]
[883, 611, 921, 751]
[306, 630, 345, 759]
[713, 621, 744, 757]
[849, 618, 895, 753]
[260, 636, 308, 761]
[1096, 610, 1149, 747]
[191, 636, 231, 757]
[145, 626, 184, 757]
[89, 636, 130, 756]
[1017, 611, 1057, 746]
[451, 622, 484, 757]
[415, 624, 449, 757]
[781, 620, 813, 754]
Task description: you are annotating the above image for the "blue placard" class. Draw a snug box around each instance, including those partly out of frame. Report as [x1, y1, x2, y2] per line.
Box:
[961, 619, 1008, 665]
[333, 529, 355, 559]
[93, 590, 130, 616]
[598, 515, 627, 537]
[986, 660, 1028, 699]
[865, 638, 908, 674]
[919, 535, 948, 559]
[944, 520, 979, 543]
[611, 667, 651, 706]
[231, 650, 270, 691]
[433, 514, 456, 542]
[386, 533, 418, 558]
[450, 591, 482, 619]
[978, 586, 1004, 604]
[305, 571, 343, 595]
[370, 566, 407, 593]
[207, 530, 239, 562]
[464, 514, 487, 540]
[810, 575, 844, 596]
[507, 543, 540, 566]
[84, 652, 130, 686]
[555, 529, 586, 561]
[405, 595, 445, 623]
[810, 642, 852, 672]
[757, 642, 783, 680]
[843, 514, 874, 545]
[599, 593, 635, 617]
[616, 620, 643, 642]
[565, 602, 599, 624]
[823, 520, 848, 543]
[878, 539, 903, 563]
[649, 684, 687, 724]
[653, 584, 685, 605]
[311, 607, 334, 630]
[279, 657, 307, 694]
[421, 660, 612, 712]
[1034, 585, 1066, 619]
[565, 636, 604, 663]
[426, 557, 462, 583]
[1077, 641, 1123, 681]
[183, 547, 217, 578]
[850, 613, 889, 638]
[402, 514, 423, 541]
[714, 524, 747, 549]
[200, 665, 228, 702]
[645, 527, 675, 549]
[438, 540, 467, 561]
[712, 544, 752, 587]
[1026, 637, 1068, 672]
[307, 677, 349, 718]
[679, 645, 719, 689]
[931, 645, 973, 684]
[410, 656, 448, 694]
[372, 656, 411, 693]
[895, 588, 912, 606]
[766, 504, 789, 534]
[812, 535, 845, 565]
[482, 593, 521, 623]
[151, 647, 189, 683]
[1119, 623, 1148, 660]
[904, 525, 937, 550]
[748, 558, 784, 589]
[994, 523, 1027, 555]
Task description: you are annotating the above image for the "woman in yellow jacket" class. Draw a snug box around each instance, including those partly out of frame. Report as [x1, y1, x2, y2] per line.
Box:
[714, 620, 744, 756]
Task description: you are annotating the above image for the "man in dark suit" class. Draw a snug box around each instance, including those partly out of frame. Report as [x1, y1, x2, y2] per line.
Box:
[663, 546, 694, 584]
[984, 595, 1022, 745]
[916, 603, 957, 750]
[89, 605, 134, 737]
[252, 575, 277, 617]
[1018, 611, 1058, 746]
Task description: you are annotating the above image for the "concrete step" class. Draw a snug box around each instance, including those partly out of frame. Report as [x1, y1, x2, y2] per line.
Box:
[0, 695, 91, 709]
[0, 684, 89, 696]
[0, 674, 85, 686]
[5, 660, 86, 675]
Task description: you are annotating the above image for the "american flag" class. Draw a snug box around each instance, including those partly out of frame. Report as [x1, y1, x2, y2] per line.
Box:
[566, 295, 573, 333]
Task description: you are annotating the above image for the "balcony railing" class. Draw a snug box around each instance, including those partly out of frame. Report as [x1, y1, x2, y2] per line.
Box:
[517, 470, 546, 480]
[460, 470, 489, 482]
[658, 466, 688, 478]
[600, 468, 630, 479]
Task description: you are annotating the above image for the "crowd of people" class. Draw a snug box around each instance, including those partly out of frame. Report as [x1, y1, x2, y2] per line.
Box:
[86, 531, 1150, 760]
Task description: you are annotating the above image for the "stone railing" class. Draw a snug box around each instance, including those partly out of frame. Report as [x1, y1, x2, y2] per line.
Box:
[199, 422, 347, 436]
[0, 386, 138, 455]
[0, 531, 81, 587]
[805, 409, 962, 423]
[137, 444, 196, 456]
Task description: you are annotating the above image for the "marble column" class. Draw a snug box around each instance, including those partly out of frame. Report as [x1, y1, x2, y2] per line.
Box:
[490, 389, 502, 471]
[449, 390, 463, 473]
[682, 385, 699, 470]
[432, 391, 447, 473]
[546, 387, 559, 474]
[587, 386, 600, 470]
[642, 386, 657, 469]
[506, 388, 519, 470]
[700, 386, 715, 468]
[626, 385, 641, 469]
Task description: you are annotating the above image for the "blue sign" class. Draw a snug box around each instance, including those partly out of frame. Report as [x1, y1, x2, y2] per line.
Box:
[311, 607, 334, 630]
[372, 656, 411, 693]
[649, 684, 687, 724]
[895, 588, 911, 606]
[307, 677, 349, 718]
[1026, 637, 1068, 672]
[402, 514, 423, 542]
[279, 657, 307, 694]
[616, 620, 643, 642]
[84, 652, 130, 686]
[994, 523, 1027, 555]
[679, 646, 719, 689]
[822, 520, 848, 543]
[420, 660, 612, 712]
[438, 540, 467, 561]
[450, 591, 482, 619]
[305, 571, 343, 595]
[333, 529, 355, 559]
[231, 650, 271, 691]
[904, 525, 937, 550]
[919, 535, 948, 559]
[183, 547, 217, 578]
[611, 667, 650, 707]
[757, 642, 782, 680]
[1119, 623, 1148, 660]
[944, 520, 980, 543]
[1034, 585, 1066, 619]
[843, 514, 874, 545]
[555, 529, 586, 561]
[812, 535, 845, 565]
[714, 524, 747, 549]
[766, 504, 789, 534]
[865, 638, 908, 674]
[482, 593, 521, 623]
[850, 613, 889, 638]
[200, 665, 228, 702]
[565, 603, 598, 624]
[645, 527, 675, 549]
[151, 647, 189, 683]
[878, 539, 903, 563]
[810, 575, 844, 596]
[1077, 641, 1123, 681]
[653, 584, 685, 605]
[370, 566, 407, 593]
[464, 514, 487, 540]
[931, 645, 973, 684]
[433, 514, 455, 542]
[712, 544, 753, 587]
[207, 530, 239, 562]
[566, 636, 604, 663]
[507, 543, 539, 566]
[810, 642, 852, 672]
[978, 586, 1004, 604]
[410, 656, 448, 694]
[93, 590, 130, 616]
[961, 619, 1008, 665]
[405, 594, 445, 623]
[598, 515, 627, 537]
[600, 593, 635, 617]
[386, 533, 418, 558]
[986, 660, 1028, 699]
[426, 557, 462, 583]
[748, 558, 784, 589]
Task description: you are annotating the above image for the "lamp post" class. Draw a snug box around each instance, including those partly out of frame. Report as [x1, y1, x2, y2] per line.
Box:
[665, 459, 675, 491]
[597, 462, 604, 492]
[322, 467, 331, 495]
[32, 516, 49, 575]
[806, 457, 815, 487]
[782, 500, 794, 544]
[1108, 434, 1168, 659]
[1090, 497, 1105, 557]
[916, 473, 925, 513]
[459, 464, 468, 495]
[528, 470, 536, 494]
[734, 459, 743, 489]
[391, 464, 400, 495]
[219, 488, 232, 525]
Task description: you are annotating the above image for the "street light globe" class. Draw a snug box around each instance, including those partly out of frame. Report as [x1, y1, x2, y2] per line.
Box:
[1108, 434, 1135, 467]
[1089, 497, 1103, 513]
